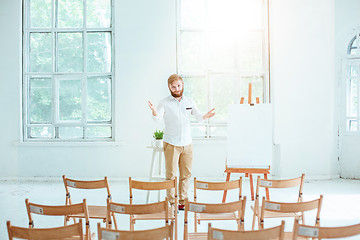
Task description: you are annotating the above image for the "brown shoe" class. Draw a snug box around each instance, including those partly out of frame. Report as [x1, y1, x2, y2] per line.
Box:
[178, 204, 185, 211]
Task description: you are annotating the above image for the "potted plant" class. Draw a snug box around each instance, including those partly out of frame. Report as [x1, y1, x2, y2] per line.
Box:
[153, 130, 164, 148]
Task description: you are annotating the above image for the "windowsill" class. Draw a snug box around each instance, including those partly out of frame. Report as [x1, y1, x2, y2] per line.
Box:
[192, 137, 226, 145]
[13, 140, 124, 147]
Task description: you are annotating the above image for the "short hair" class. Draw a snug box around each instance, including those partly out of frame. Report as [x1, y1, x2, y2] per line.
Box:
[168, 74, 183, 85]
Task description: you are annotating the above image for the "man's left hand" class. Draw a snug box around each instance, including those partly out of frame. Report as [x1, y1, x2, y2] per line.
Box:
[203, 108, 215, 120]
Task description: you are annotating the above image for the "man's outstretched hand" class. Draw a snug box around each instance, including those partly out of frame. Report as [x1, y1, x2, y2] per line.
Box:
[148, 101, 157, 116]
[203, 108, 215, 120]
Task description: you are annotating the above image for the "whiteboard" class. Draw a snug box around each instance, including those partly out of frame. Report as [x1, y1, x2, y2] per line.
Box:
[226, 104, 273, 168]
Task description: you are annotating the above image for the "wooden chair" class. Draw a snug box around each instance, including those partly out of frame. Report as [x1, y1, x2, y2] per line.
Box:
[184, 197, 246, 240]
[292, 218, 360, 239]
[7, 220, 83, 240]
[106, 198, 169, 230]
[252, 174, 305, 230]
[98, 221, 174, 240]
[259, 195, 323, 239]
[62, 175, 116, 226]
[207, 221, 285, 240]
[194, 177, 242, 232]
[129, 177, 178, 239]
[25, 198, 92, 239]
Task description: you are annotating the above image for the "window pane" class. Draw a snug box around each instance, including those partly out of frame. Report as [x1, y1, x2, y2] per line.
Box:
[87, 77, 111, 121]
[208, 32, 235, 72]
[183, 77, 208, 116]
[350, 65, 359, 77]
[180, 0, 205, 28]
[58, 0, 83, 28]
[209, 125, 227, 138]
[87, 32, 112, 72]
[347, 119, 358, 131]
[29, 126, 52, 138]
[29, 78, 52, 123]
[30, 33, 52, 72]
[237, 32, 263, 73]
[87, 0, 111, 28]
[212, 75, 236, 123]
[30, 0, 52, 28]
[191, 126, 206, 138]
[59, 127, 83, 138]
[58, 33, 83, 72]
[86, 126, 111, 138]
[180, 32, 205, 74]
[349, 79, 358, 117]
[59, 78, 82, 121]
[207, 0, 263, 30]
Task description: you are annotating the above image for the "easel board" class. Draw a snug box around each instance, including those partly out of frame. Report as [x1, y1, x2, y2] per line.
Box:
[226, 104, 273, 168]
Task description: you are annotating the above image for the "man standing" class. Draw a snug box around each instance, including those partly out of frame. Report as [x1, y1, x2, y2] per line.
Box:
[148, 74, 215, 210]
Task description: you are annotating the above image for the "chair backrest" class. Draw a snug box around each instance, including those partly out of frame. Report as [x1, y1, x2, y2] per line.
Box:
[62, 175, 112, 205]
[255, 174, 305, 202]
[129, 177, 177, 203]
[292, 219, 360, 239]
[106, 198, 169, 229]
[208, 221, 285, 240]
[7, 220, 83, 240]
[26, 198, 90, 227]
[184, 197, 246, 238]
[194, 177, 242, 202]
[25, 198, 90, 238]
[98, 222, 174, 240]
[260, 195, 323, 229]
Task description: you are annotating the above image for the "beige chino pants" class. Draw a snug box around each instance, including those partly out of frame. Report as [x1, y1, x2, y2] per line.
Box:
[163, 142, 193, 205]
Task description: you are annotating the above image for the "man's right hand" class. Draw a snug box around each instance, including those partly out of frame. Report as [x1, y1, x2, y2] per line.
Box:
[148, 101, 158, 116]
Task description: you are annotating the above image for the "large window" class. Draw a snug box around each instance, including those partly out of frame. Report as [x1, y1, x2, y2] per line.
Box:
[177, 0, 270, 139]
[23, 0, 114, 141]
[345, 33, 360, 132]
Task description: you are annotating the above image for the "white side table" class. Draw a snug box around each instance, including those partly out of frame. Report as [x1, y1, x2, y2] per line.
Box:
[146, 146, 165, 203]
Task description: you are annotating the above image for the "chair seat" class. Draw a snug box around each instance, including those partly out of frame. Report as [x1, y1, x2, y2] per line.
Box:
[198, 212, 237, 221]
[188, 232, 208, 240]
[251, 205, 299, 218]
[132, 205, 175, 220]
[69, 205, 107, 219]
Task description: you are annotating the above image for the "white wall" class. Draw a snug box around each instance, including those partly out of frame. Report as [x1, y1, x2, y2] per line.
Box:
[0, 0, 339, 179]
[335, 0, 360, 179]
[270, 0, 338, 178]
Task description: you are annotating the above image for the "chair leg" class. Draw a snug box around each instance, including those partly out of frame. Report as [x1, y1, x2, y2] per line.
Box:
[252, 209, 257, 230]
[175, 214, 178, 240]
[112, 212, 117, 230]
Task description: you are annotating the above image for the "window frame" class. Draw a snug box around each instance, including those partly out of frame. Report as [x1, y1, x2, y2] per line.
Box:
[22, 0, 115, 142]
[176, 0, 270, 139]
[343, 33, 360, 134]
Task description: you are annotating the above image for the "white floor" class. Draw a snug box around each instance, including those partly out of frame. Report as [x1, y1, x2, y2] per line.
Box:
[1, 177, 360, 239]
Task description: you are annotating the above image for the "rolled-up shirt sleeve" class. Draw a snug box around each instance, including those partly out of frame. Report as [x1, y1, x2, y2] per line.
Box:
[152, 102, 165, 121]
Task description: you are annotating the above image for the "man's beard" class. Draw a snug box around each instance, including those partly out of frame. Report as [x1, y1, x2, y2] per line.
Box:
[170, 88, 184, 98]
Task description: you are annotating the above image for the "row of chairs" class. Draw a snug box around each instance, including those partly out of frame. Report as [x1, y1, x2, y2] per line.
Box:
[8, 213, 360, 239]
[6, 174, 360, 239]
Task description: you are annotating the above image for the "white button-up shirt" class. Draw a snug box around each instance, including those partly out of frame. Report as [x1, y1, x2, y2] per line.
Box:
[153, 95, 203, 146]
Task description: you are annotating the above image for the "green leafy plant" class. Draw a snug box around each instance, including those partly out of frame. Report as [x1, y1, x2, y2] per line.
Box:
[153, 130, 164, 140]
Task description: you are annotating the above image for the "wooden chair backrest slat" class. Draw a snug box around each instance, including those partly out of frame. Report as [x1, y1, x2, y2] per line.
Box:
[262, 195, 323, 213]
[292, 219, 360, 239]
[98, 222, 173, 240]
[7, 220, 83, 240]
[106, 199, 169, 229]
[26, 198, 89, 217]
[129, 178, 176, 191]
[194, 178, 242, 191]
[208, 221, 285, 240]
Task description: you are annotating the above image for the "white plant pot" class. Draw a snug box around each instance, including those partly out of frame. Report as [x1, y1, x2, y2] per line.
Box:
[154, 139, 163, 148]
